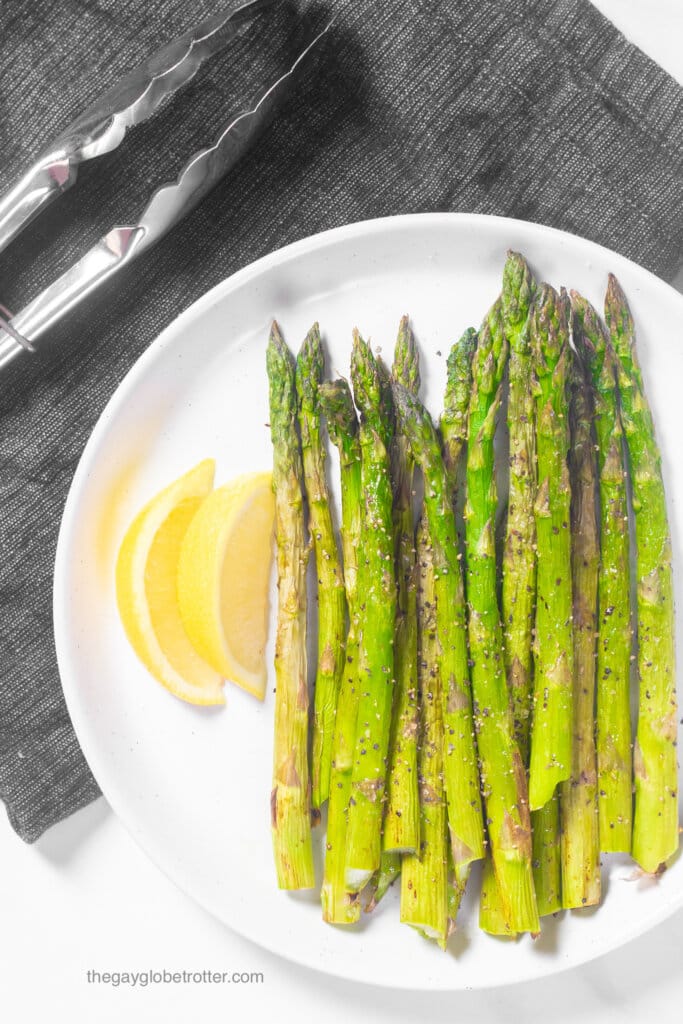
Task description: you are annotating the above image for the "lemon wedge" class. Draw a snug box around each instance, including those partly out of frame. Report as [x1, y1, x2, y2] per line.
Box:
[177, 471, 275, 700]
[115, 458, 225, 705]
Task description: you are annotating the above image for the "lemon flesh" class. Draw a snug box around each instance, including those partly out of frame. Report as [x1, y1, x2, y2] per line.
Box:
[177, 471, 274, 699]
[116, 459, 225, 705]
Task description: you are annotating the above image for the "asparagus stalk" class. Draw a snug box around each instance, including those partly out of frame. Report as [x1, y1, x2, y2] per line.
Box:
[480, 254, 538, 936]
[296, 325, 347, 810]
[605, 275, 679, 873]
[400, 515, 449, 948]
[439, 327, 477, 925]
[572, 292, 632, 853]
[464, 299, 539, 934]
[384, 316, 421, 855]
[365, 352, 405, 903]
[501, 252, 538, 759]
[527, 286, 573, 917]
[367, 322, 421, 908]
[267, 323, 315, 890]
[559, 347, 601, 909]
[392, 385, 485, 876]
[319, 378, 362, 923]
[344, 332, 397, 890]
[528, 286, 574, 813]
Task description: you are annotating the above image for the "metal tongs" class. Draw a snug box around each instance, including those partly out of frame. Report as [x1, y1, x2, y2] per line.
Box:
[0, 0, 328, 370]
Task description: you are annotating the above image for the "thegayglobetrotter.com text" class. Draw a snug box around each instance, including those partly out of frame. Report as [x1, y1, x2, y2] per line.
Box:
[86, 969, 265, 988]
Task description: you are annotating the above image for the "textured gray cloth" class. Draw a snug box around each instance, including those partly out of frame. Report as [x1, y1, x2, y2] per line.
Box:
[1, 0, 683, 842]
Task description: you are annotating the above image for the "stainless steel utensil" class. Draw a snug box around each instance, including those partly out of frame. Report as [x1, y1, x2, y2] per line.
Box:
[0, 1, 329, 370]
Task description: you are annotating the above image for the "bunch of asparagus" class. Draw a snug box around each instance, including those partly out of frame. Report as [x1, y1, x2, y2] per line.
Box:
[266, 252, 679, 946]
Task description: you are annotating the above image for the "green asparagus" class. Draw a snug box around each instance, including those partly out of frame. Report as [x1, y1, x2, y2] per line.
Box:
[605, 275, 679, 874]
[267, 323, 315, 890]
[319, 378, 363, 923]
[344, 332, 397, 890]
[439, 327, 477, 926]
[501, 252, 538, 760]
[296, 326, 347, 811]
[392, 384, 485, 877]
[480, 254, 538, 936]
[559, 346, 601, 909]
[528, 286, 574, 813]
[269, 251, 679, 937]
[464, 299, 539, 933]
[572, 292, 632, 853]
[400, 515, 449, 948]
[384, 316, 421, 855]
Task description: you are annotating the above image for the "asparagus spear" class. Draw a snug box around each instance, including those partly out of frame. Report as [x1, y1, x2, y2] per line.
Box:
[366, 322, 421, 908]
[363, 352, 406, 903]
[344, 332, 397, 890]
[501, 252, 537, 759]
[559, 347, 601, 909]
[400, 515, 449, 948]
[527, 286, 573, 917]
[464, 299, 539, 934]
[480, 254, 537, 936]
[439, 327, 477, 923]
[528, 286, 574, 813]
[296, 325, 347, 810]
[392, 384, 485, 877]
[319, 378, 362, 924]
[572, 292, 632, 853]
[384, 316, 421, 855]
[267, 323, 315, 890]
[605, 275, 679, 874]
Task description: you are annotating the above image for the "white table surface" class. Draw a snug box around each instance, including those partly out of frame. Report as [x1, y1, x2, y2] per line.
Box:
[2, 3, 682, 1021]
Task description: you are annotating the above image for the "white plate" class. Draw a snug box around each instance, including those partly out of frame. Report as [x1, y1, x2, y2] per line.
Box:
[54, 213, 683, 991]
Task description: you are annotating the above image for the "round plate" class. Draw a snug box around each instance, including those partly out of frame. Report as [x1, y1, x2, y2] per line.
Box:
[54, 214, 683, 990]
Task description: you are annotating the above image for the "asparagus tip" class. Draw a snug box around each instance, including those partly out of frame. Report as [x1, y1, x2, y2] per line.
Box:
[604, 273, 636, 367]
[269, 318, 284, 346]
[392, 314, 420, 394]
[267, 321, 296, 379]
[604, 272, 632, 325]
[296, 322, 325, 403]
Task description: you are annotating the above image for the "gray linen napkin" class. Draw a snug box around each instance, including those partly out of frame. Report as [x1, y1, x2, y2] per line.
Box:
[1, 0, 683, 842]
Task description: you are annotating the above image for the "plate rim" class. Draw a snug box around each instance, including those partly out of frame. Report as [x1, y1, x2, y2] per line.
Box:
[53, 211, 683, 991]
